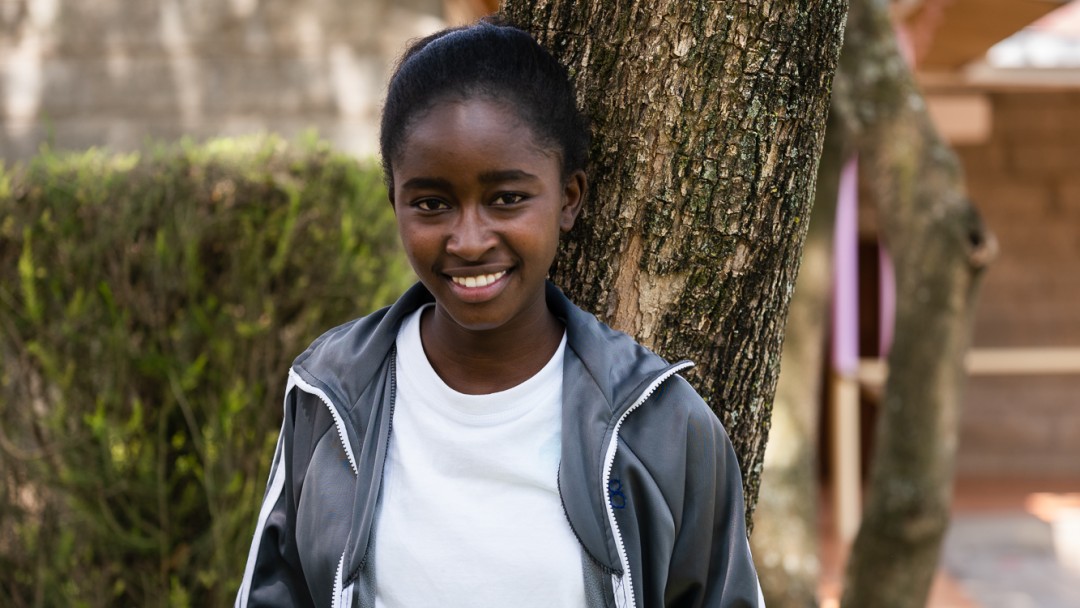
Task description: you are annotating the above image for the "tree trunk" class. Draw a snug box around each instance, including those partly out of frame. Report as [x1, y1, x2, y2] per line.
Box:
[834, 0, 996, 606]
[501, 0, 849, 521]
[751, 109, 852, 607]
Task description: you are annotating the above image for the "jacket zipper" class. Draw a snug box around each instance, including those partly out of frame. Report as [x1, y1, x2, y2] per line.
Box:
[333, 553, 347, 608]
[287, 368, 359, 608]
[322, 347, 398, 608]
[350, 348, 397, 608]
[295, 355, 691, 608]
[601, 361, 694, 608]
[288, 368, 359, 476]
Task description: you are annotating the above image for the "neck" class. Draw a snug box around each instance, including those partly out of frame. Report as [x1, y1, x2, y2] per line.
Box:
[419, 305, 565, 395]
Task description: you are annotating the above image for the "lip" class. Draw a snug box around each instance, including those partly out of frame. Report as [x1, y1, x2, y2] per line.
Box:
[442, 267, 512, 303]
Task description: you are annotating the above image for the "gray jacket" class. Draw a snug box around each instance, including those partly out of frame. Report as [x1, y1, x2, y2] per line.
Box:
[236, 282, 763, 608]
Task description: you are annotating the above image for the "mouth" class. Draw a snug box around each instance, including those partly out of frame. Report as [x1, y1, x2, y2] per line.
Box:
[443, 268, 512, 303]
[449, 270, 507, 289]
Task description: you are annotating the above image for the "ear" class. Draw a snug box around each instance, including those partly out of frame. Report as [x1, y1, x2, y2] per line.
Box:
[559, 170, 587, 233]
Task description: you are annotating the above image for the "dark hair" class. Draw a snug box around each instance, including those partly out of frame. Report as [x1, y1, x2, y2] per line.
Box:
[379, 18, 590, 192]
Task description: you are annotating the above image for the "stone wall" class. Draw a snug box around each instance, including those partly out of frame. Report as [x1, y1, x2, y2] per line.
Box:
[953, 89, 1080, 477]
[1, 0, 446, 160]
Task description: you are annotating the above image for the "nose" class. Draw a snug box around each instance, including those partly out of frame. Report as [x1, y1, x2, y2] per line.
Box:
[445, 206, 496, 261]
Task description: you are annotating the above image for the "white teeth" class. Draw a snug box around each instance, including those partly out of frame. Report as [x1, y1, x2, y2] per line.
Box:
[451, 271, 506, 288]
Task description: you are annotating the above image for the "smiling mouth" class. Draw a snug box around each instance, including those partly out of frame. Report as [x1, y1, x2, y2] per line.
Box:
[449, 270, 507, 288]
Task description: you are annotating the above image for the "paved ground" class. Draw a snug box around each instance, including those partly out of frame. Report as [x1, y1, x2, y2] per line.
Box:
[819, 478, 1080, 608]
[940, 482, 1080, 608]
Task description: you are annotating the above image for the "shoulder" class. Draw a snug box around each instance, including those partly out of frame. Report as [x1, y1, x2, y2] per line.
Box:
[613, 366, 742, 518]
[292, 308, 389, 371]
[290, 283, 434, 405]
[624, 372, 731, 460]
[295, 283, 434, 369]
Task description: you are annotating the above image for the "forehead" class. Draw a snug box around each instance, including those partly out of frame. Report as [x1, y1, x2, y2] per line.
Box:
[394, 98, 559, 179]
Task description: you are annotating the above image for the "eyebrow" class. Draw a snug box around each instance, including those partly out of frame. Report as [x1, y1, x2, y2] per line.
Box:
[399, 169, 540, 191]
[477, 169, 539, 184]
[400, 176, 452, 191]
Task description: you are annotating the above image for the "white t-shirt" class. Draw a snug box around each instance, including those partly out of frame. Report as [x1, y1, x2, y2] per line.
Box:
[373, 305, 587, 608]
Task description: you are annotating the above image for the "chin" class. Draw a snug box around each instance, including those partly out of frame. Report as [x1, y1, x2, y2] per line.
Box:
[438, 306, 512, 334]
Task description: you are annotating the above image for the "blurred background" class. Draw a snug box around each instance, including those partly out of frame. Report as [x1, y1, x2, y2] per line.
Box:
[826, 2, 1080, 606]
[1, 0, 1077, 606]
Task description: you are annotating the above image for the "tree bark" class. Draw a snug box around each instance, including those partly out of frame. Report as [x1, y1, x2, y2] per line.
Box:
[751, 109, 852, 607]
[834, 0, 996, 606]
[501, 0, 849, 522]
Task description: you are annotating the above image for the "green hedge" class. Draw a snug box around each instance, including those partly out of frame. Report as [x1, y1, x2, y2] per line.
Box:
[0, 136, 412, 607]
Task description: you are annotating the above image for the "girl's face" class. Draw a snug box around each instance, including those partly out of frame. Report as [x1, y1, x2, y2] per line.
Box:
[391, 97, 585, 337]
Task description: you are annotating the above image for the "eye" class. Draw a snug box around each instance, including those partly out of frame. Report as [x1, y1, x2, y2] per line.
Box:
[412, 198, 449, 212]
[492, 192, 526, 206]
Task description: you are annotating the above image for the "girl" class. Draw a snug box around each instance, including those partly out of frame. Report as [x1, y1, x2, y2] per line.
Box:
[237, 18, 763, 608]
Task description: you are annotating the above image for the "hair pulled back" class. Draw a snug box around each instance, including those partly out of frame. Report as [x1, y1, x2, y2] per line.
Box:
[380, 18, 590, 191]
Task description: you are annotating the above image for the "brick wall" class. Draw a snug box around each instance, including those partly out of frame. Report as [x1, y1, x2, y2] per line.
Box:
[953, 90, 1080, 477]
[0, 0, 445, 159]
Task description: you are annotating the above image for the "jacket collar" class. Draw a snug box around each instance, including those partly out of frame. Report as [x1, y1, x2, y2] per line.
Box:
[291, 282, 434, 405]
[547, 282, 673, 573]
[293, 281, 673, 574]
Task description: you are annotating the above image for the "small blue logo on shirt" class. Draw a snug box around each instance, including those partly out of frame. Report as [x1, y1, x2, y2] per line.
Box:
[608, 478, 627, 509]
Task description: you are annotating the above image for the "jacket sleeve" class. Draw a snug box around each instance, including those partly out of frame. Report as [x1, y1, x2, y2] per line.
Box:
[235, 385, 316, 608]
[666, 405, 765, 608]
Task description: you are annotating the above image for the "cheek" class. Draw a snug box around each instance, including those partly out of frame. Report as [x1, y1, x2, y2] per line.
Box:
[398, 229, 422, 258]
[527, 225, 562, 268]
[396, 222, 439, 267]
[395, 214, 421, 244]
